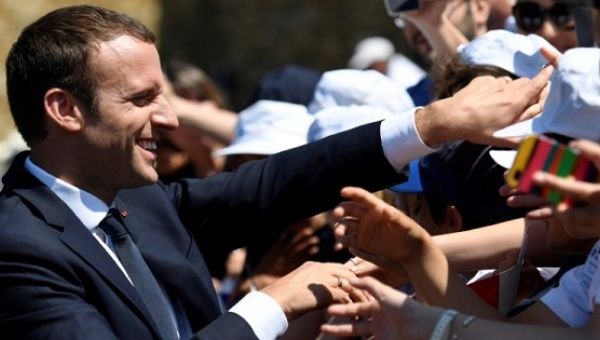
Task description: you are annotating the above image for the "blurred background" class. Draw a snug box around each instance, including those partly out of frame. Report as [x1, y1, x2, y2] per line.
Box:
[0, 0, 414, 139]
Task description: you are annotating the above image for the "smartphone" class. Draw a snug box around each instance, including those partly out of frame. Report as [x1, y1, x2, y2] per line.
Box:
[505, 135, 598, 204]
[384, 0, 420, 16]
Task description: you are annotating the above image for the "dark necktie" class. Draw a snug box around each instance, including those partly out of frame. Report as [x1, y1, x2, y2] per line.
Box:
[98, 208, 179, 340]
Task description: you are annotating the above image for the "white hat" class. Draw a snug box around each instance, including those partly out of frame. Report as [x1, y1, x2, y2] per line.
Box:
[307, 105, 394, 142]
[307, 69, 415, 114]
[458, 29, 558, 78]
[490, 48, 600, 168]
[213, 100, 314, 157]
[348, 36, 395, 70]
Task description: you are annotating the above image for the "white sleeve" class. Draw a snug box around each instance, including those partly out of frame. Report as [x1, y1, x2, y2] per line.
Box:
[380, 107, 437, 172]
[229, 291, 288, 339]
[541, 264, 592, 327]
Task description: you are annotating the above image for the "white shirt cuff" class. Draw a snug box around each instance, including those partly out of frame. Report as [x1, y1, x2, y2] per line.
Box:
[380, 107, 437, 172]
[229, 291, 288, 339]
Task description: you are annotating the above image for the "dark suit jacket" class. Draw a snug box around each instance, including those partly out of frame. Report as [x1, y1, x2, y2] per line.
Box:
[0, 122, 402, 339]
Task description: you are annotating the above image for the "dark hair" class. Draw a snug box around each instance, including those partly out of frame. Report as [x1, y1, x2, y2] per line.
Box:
[5, 5, 156, 146]
[164, 60, 230, 109]
[420, 141, 530, 230]
[433, 54, 517, 100]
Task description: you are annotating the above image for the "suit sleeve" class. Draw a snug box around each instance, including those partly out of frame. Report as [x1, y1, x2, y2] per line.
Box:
[165, 121, 405, 253]
[190, 312, 258, 340]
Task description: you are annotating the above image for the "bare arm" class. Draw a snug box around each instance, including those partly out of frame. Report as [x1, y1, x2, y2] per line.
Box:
[322, 277, 590, 339]
[168, 95, 237, 144]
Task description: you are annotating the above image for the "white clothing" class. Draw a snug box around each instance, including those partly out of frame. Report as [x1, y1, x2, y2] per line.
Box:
[542, 240, 600, 327]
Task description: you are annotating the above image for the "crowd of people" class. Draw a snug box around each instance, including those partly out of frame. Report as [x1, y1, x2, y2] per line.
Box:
[1, 0, 600, 339]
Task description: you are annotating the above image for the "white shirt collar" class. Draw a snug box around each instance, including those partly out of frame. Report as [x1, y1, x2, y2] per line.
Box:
[24, 157, 109, 231]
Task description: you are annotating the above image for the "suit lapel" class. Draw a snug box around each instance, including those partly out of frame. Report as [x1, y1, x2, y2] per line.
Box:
[115, 198, 223, 327]
[59, 215, 162, 336]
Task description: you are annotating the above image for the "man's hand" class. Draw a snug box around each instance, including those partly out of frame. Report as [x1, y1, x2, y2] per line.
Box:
[260, 262, 359, 321]
[416, 66, 555, 148]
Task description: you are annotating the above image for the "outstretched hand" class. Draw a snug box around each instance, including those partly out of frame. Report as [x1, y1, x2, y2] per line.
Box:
[320, 276, 440, 339]
[332, 187, 429, 273]
[417, 65, 555, 148]
[261, 261, 360, 321]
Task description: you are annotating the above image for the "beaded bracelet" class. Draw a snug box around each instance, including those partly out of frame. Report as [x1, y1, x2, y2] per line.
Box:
[430, 309, 459, 340]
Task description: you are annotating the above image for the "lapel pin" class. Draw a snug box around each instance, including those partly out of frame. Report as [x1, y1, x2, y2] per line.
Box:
[120, 210, 128, 218]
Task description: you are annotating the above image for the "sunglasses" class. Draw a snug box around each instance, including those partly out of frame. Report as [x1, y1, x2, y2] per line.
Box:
[512, 2, 574, 33]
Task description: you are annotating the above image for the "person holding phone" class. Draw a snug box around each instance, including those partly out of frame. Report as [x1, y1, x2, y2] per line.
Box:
[324, 47, 600, 339]
[321, 137, 600, 338]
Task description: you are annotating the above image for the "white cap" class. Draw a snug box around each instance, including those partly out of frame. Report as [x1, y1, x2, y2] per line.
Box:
[490, 48, 600, 168]
[214, 100, 314, 157]
[458, 29, 558, 78]
[348, 36, 395, 70]
[307, 105, 394, 142]
[307, 69, 415, 114]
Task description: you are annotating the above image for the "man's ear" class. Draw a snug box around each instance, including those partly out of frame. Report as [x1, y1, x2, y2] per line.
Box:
[471, 0, 492, 30]
[43, 88, 84, 133]
[442, 205, 463, 233]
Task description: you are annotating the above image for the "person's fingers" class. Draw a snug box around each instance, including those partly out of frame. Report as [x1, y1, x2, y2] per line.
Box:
[340, 187, 384, 211]
[518, 102, 543, 122]
[348, 276, 402, 302]
[347, 257, 379, 276]
[540, 46, 562, 67]
[326, 299, 378, 319]
[499, 184, 519, 197]
[529, 65, 555, 94]
[332, 201, 366, 220]
[506, 192, 547, 208]
[553, 203, 600, 239]
[526, 206, 554, 219]
[349, 248, 387, 270]
[320, 318, 372, 337]
[570, 139, 600, 170]
[533, 172, 600, 202]
[333, 220, 358, 247]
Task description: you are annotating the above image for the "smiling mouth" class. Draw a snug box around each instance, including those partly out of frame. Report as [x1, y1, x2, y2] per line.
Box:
[137, 139, 158, 158]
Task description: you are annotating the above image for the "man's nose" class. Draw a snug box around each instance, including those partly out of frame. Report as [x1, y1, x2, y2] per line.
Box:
[151, 99, 179, 131]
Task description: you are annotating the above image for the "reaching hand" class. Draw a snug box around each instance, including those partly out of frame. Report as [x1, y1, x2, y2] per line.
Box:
[332, 187, 429, 273]
[345, 257, 410, 288]
[416, 66, 554, 148]
[321, 277, 440, 339]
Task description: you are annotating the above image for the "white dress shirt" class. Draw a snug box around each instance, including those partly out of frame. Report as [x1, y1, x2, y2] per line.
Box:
[24, 107, 434, 339]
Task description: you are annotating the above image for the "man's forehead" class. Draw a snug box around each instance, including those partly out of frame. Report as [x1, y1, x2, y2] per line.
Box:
[88, 35, 162, 84]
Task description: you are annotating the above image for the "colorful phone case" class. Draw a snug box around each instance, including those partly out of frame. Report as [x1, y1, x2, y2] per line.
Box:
[517, 136, 554, 193]
[505, 135, 538, 188]
[545, 147, 578, 204]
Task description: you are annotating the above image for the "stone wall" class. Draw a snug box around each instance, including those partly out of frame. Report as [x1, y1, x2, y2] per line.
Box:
[160, 0, 413, 110]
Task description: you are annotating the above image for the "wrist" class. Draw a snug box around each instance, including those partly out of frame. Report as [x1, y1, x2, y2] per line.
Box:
[415, 102, 454, 148]
[430, 309, 458, 340]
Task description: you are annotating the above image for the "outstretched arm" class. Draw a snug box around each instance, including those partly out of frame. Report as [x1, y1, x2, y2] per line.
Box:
[321, 277, 595, 339]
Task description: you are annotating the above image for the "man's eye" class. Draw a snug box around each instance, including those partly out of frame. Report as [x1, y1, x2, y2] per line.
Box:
[132, 96, 154, 106]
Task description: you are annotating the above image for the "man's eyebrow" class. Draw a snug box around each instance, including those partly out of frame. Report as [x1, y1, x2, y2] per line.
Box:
[126, 84, 161, 99]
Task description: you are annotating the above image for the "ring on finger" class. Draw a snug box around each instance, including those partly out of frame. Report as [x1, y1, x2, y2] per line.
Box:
[335, 275, 343, 288]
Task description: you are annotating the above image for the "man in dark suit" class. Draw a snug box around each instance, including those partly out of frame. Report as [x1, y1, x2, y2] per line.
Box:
[0, 5, 552, 339]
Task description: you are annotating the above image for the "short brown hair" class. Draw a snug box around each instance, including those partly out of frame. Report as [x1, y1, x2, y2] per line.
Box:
[433, 54, 516, 100]
[5, 5, 156, 145]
